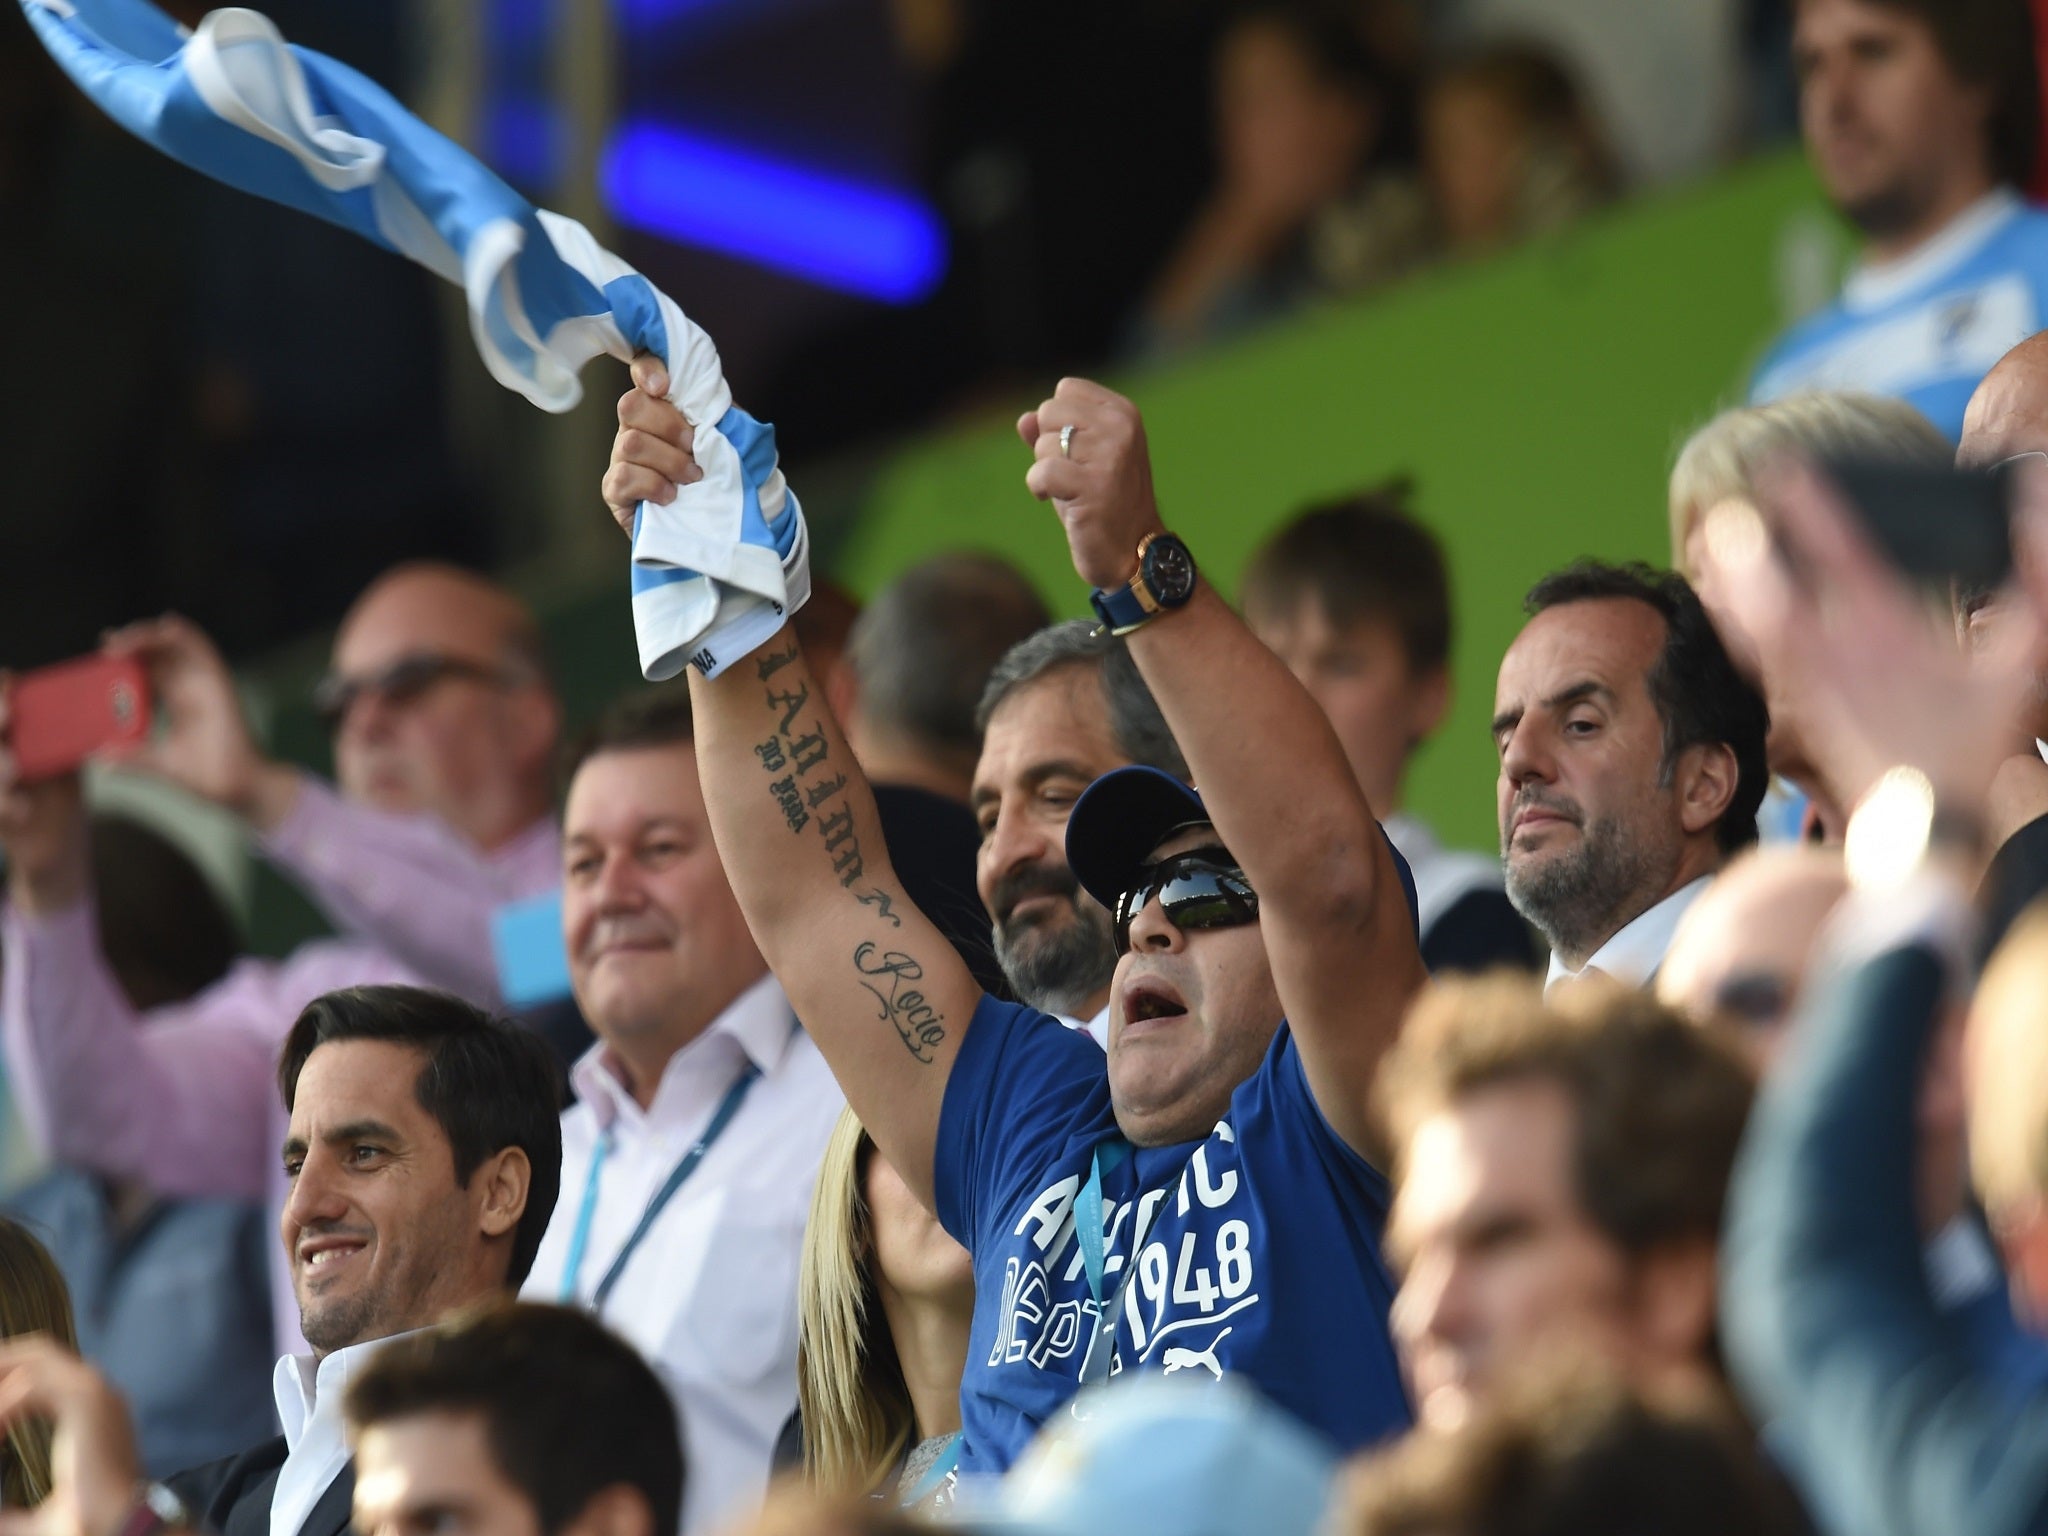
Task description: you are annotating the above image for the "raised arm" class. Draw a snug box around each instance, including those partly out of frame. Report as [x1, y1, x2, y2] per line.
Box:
[605, 352, 979, 1207]
[686, 638, 979, 1208]
[1019, 380, 1426, 1151]
[99, 617, 550, 1002]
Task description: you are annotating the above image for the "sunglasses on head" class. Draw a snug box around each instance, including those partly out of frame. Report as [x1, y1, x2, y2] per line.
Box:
[1113, 847, 1260, 955]
[312, 653, 518, 731]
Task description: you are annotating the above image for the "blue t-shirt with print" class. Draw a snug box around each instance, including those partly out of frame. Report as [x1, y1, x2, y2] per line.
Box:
[1750, 194, 2048, 441]
[934, 994, 1410, 1474]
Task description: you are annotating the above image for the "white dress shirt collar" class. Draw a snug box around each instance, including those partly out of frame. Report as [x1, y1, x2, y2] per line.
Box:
[1056, 1003, 1114, 1052]
[570, 970, 790, 1135]
[1545, 877, 1712, 992]
[270, 1331, 417, 1536]
[1843, 188, 2023, 312]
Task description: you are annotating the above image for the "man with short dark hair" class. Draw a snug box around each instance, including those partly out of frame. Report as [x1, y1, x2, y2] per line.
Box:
[1753, 0, 2048, 439]
[0, 564, 565, 1353]
[1493, 561, 1768, 988]
[346, 1303, 684, 1536]
[521, 688, 841, 1533]
[1378, 978, 1754, 1431]
[971, 621, 1186, 1045]
[1243, 493, 1536, 974]
[169, 985, 563, 1536]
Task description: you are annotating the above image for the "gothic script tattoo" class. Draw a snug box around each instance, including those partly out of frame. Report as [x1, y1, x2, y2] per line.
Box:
[853, 942, 946, 1062]
[752, 643, 870, 886]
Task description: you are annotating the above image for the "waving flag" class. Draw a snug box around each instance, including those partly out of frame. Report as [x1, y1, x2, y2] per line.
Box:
[22, 0, 808, 680]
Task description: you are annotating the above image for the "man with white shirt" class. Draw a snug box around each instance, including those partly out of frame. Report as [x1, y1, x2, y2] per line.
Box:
[520, 689, 842, 1535]
[1491, 562, 1769, 991]
[1751, 0, 2046, 440]
[970, 621, 1187, 1048]
[168, 985, 563, 1536]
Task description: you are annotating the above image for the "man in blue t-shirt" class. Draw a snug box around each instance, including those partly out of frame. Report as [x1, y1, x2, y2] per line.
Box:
[1751, 0, 2047, 440]
[604, 369, 1429, 1473]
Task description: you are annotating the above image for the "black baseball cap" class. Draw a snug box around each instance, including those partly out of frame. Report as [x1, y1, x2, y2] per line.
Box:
[1064, 765, 1420, 937]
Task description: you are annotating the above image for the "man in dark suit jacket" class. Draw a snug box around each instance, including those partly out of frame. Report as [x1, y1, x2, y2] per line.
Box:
[169, 986, 563, 1536]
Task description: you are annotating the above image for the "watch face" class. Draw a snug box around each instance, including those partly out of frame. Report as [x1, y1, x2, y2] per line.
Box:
[1143, 535, 1197, 605]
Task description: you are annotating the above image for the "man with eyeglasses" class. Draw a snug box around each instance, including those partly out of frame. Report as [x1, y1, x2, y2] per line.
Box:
[0, 563, 563, 1355]
[603, 364, 1427, 1472]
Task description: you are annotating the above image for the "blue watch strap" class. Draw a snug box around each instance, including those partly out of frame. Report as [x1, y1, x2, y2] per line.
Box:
[1090, 580, 1151, 633]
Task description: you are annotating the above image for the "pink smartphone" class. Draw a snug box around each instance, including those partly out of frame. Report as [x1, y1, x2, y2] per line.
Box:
[6, 653, 151, 781]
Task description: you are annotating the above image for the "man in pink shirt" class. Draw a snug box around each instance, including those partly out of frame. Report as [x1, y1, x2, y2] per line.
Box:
[0, 562, 564, 1350]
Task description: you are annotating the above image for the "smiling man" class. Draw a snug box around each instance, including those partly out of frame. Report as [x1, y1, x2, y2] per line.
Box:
[166, 986, 563, 1536]
[602, 368, 1428, 1473]
[518, 689, 843, 1534]
[1492, 562, 1769, 991]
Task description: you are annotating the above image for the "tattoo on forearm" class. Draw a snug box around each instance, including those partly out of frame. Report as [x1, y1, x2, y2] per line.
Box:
[853, 942, 947, 1061]
[752, 643, 868, 886]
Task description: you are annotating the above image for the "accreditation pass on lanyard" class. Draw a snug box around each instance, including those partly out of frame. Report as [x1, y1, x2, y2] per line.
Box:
[558, 1061, 762, 1312]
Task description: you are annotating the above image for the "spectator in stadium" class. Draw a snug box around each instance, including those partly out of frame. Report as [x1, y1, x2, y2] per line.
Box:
[6, 814, 276, 1475]
[1243, 490, 1537, 973]
[518, 689, 842, 1534]
[1425, 0, 1740, 189]
[1419, 41, 1617, 257]
[833, 553, 1051, 994]
[972, 622, 1186, 1048]
[1137, 0, 1429, 355]
[168, 986, 561, 1536]
[1713, 445, 2048, 1536]
[1952, 332, 2048, 939]
[0, 564, 563, 1352]
[1751, 0, 2048, 439]
[1336, 1362, 1807, 1536]
[345, 1303, 684, 1536]
[792, 1109, 972, 1509]
[1659, 840, 2048, 1490]
[1671, 390, 1952, 842]
[1492, 562, 1769, 989]
[1657, 845, 1850, 1064]
[1377, 978, 1753, 1433]
[603, 367, 1427, 1469]
[0, 1217, 77, 1509]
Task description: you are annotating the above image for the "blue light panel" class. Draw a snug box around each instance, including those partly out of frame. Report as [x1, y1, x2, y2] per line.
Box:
[599, 122, 948, 305]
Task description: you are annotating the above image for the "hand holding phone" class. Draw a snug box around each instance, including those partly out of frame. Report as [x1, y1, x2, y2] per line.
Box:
[3, 654, 152, 783]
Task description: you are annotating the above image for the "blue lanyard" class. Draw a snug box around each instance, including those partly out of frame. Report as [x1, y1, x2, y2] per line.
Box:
[1073, 1137, 1183, 1385]
[559, 1060, 762, 1312]
[898, 1432, 963, 1508]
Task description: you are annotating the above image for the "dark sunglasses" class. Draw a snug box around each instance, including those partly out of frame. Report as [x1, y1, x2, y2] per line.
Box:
[313, 653, 519, 730]
[1113, 848, 1260, 955]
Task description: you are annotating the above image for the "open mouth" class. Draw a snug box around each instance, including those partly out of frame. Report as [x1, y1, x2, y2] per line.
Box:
[1120, 977, 1189, 1029]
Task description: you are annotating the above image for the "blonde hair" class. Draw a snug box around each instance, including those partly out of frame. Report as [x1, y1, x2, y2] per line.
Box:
[796, 1109, 915, 1496]
[1667, 393, 1950, 574]
[0, 1219, 78, 1508]
[1970, 901, 2048, 1217]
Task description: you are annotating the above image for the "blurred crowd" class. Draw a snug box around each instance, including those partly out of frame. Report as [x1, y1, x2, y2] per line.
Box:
[12, 1, 2048, 1536]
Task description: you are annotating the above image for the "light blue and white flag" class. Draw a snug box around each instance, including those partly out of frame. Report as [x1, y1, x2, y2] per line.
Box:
[22, 0, 807, 680]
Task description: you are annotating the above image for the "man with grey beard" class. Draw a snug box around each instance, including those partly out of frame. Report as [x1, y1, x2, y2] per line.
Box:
[970, 621, 1186, 1044]
[1490, 562, 1768, 991]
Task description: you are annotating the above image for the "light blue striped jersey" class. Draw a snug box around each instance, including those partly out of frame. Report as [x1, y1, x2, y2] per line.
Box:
[1751, 190, 2048, 441]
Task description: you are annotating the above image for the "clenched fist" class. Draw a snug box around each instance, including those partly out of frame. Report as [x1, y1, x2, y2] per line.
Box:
[1018, 379, 1167, 592]
[602, 354, 704, 537]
